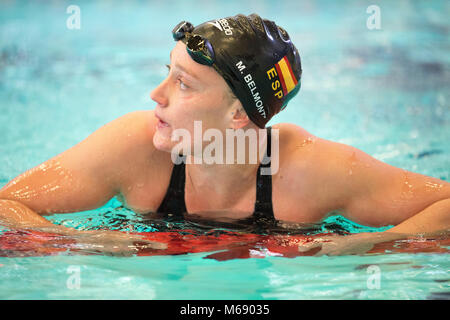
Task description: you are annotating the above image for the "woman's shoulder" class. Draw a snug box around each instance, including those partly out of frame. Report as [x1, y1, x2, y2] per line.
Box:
[270, 123, 329, 222]
[271, 122, 315, 138]
[116, 109, 157, 144]
[270, 122, 318, 156]
[108, 110, 173, 212]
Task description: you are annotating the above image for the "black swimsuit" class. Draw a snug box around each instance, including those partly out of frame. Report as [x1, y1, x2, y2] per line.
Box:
[156, 127, 276, 223]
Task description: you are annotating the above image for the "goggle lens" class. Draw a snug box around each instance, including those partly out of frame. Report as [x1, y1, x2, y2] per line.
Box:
[172, 21, 215, 66]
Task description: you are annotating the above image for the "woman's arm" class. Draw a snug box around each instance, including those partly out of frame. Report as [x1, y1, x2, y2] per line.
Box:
[307, 138, 450, 231]
[0, 111, 166, 252]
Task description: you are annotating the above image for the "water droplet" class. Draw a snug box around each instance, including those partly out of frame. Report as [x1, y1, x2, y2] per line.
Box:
[297, 136, 315, 148]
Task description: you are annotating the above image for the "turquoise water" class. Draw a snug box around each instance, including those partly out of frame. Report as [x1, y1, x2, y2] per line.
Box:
[1, 253, 448, 300]
[0, 0, 449, 299]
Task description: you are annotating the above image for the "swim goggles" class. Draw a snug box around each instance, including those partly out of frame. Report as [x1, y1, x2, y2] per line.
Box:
[172, 21, 215, 66]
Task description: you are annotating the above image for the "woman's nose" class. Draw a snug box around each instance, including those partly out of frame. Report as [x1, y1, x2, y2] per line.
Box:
[150, 78, 169, 107]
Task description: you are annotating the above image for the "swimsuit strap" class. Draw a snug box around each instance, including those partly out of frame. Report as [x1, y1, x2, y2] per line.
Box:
[156, 127, 275, 222]
[253, 126, 275, 221]
[156, 155, 187, 217]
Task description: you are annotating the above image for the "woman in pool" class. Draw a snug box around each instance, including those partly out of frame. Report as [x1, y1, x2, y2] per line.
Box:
[0, 14, 449, 255]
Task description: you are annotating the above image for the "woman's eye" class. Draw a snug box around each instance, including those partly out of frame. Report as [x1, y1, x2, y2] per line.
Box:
[165, 64, 189, 90]
[178, 79, 189, 90]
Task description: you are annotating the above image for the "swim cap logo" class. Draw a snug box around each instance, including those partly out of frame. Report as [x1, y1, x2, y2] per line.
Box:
[267, 55, 298, 100]
[207, 18, 233, 35]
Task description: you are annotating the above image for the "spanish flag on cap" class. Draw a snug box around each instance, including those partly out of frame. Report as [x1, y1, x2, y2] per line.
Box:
[274, 55, 298, 95]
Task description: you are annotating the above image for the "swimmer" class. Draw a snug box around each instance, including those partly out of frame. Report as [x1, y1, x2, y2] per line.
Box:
[0, 14, 449, 255]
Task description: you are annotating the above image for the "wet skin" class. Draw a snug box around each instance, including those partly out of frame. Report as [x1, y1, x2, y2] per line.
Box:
[1, 42, 449, 247]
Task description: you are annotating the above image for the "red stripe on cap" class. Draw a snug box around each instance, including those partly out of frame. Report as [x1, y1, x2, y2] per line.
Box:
[283, 56, 298, 85]
[275, 62, 287, 95]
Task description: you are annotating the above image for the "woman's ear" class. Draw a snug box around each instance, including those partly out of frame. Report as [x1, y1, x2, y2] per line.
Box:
[230, 103, 250, 129]
[223, 89, 250, 129]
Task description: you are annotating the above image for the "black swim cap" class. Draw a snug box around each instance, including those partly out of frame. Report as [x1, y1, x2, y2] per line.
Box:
[172, 14, 302, 128]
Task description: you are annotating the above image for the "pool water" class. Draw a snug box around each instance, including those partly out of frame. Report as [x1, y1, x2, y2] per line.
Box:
[0, 0, 449, 299]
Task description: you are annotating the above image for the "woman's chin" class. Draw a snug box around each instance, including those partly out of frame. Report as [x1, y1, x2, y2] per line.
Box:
[152, 131, 173, 153]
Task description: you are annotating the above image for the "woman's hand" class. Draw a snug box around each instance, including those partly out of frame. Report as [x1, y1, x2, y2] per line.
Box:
[72, 229, 167, 255]
[24, 225, 168, 256]
[297, 232, 403, 256]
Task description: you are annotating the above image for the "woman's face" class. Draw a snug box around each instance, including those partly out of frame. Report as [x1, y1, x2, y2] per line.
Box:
[151, 41, 237, 154]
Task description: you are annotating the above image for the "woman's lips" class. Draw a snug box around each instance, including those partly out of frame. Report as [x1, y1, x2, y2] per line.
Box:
[157, 118, 170, 129]
[155, 111, 170, 129]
